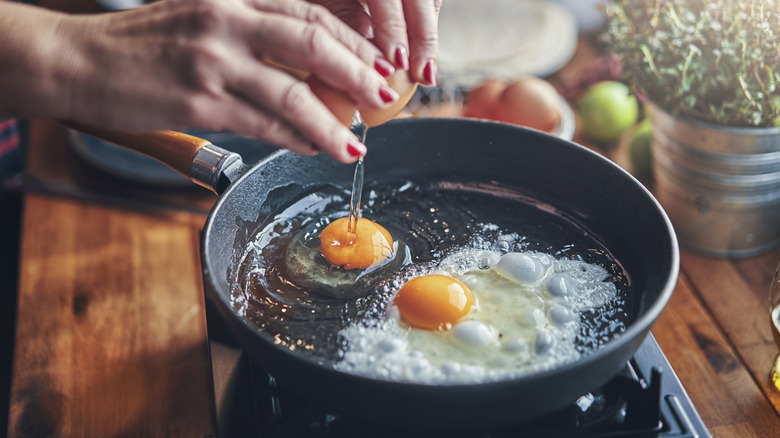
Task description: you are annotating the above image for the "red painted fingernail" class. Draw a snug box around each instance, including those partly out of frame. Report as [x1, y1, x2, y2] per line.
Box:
[423, 59, 437, 86]
[347, 140, 366, 158]
[394, 46, 409, 70]
[374, 57, 395, 77]
[379, 85, 399, 104]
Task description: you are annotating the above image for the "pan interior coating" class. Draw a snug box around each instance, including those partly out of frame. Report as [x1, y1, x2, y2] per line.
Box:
[229, 178, 634, 382]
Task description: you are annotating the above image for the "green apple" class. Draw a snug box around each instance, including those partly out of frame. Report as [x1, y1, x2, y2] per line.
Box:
[578, 81, 639, 144]
[628, 118, 652, 178]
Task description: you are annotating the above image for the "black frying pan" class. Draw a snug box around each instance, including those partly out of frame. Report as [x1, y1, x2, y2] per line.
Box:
[72, 118, 679, 429]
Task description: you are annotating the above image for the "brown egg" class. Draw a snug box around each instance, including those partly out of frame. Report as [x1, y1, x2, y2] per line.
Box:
[358, 69, 418, 127]
[494, 77, 561, 133]
[269, 59, 357, 125]
[394, 108, 415, 119]
[307, 69, 418, 128]
[306, 74, 358, 126]
[463, 79, 507, 120]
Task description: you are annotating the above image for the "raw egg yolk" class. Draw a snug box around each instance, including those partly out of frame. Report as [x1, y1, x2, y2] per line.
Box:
[394, 275, 474, 330]
[319, 217, 393, 270]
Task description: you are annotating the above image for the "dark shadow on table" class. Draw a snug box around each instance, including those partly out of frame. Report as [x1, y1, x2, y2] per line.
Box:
[0, 189, 22, 437]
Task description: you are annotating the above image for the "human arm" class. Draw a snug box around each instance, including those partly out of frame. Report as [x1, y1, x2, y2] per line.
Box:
[0, 0, 400, 163]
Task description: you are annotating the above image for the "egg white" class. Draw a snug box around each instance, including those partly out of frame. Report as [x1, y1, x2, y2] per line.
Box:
[335, 239, 620, 384]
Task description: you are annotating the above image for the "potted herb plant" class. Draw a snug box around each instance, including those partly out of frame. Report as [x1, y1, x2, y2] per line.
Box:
[608, 0, 780, 127]
[606, 0, 780, 258]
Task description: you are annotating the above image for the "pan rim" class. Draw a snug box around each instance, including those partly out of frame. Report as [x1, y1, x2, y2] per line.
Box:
[201, 118, 680, 391]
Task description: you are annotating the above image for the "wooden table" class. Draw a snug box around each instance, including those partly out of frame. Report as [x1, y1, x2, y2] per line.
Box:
[8, 115, 780, 436]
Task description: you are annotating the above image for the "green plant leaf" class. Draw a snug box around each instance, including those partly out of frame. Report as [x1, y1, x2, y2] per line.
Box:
[606, 0, 780, 127]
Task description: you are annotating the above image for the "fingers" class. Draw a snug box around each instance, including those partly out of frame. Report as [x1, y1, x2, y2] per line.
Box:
[402, 0, 440, 86]
[248, 13, 395, 110]
[178, 0, 377, 162]
[248, 0, 395, 109]
[53, 0, 373, 164]
[307, 0, 375, 39]
[224, 62, 367, 164]
[363, 0, 408, 69]
[252, 0, 375, 58]
[364, 0, 439, 86]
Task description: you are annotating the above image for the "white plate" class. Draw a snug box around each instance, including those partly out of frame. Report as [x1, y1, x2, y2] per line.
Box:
[438, 0, 578, 86]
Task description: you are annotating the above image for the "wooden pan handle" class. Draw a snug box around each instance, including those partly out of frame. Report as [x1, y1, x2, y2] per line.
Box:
[63, 121, 213, 178]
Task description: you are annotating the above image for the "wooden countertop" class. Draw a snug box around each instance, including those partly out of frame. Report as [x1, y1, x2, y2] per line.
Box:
[8, 120, 218, 437]
[8, 113, 780, 436]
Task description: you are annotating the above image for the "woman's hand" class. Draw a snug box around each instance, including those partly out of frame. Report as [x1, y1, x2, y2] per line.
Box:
[1, 0, 404, 163]
[311, 0, 441, 86]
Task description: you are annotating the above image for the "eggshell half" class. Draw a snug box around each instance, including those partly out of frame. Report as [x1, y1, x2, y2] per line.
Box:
[359, 70, 418, 127]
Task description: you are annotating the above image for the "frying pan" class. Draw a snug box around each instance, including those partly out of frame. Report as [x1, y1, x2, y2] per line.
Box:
[72, 118, 679, 429]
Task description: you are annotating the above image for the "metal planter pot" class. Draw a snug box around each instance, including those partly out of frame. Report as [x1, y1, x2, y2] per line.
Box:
[651, 105, 780, 258]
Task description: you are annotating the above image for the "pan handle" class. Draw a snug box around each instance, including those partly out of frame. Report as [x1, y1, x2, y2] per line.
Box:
[62, 121, 245, 194]
[61, 70, 416, 192]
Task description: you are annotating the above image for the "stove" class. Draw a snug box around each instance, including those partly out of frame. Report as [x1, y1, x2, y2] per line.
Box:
[206, 302, 710, 438]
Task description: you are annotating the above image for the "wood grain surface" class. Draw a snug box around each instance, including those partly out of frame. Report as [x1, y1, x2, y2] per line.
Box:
[7, 121, 217, 437]
[654, 264, 780, 437]
[9, 196, 215, 438]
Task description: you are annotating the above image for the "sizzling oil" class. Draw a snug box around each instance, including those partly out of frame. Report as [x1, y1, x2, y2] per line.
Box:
[231, 179, 633, 367]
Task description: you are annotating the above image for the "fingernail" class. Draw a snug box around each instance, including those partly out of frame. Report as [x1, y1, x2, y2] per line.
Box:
[374, 57, 395, 77]
[379, 85, 399, 104]
[394, 46, 409, 70]
[347, 140, 366, 158]
[423, 59, 437, 86]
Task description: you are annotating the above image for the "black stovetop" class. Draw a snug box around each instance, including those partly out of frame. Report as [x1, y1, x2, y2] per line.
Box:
[206, 303, 710, 438]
